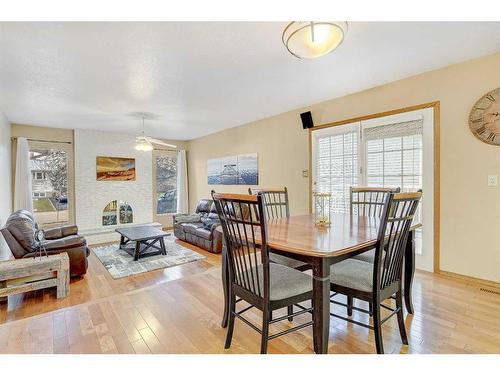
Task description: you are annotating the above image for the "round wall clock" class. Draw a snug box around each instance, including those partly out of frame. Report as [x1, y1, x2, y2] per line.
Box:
[469, 87, 500, 146]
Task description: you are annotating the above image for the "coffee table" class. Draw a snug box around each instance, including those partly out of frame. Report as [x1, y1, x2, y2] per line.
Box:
[115, 226, 170, 261]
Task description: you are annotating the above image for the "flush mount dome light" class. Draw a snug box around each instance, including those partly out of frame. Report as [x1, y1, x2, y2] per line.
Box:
[282, 21, 347, 59]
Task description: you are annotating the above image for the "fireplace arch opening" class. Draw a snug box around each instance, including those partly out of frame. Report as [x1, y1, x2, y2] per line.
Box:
[102, 200, 134, 226]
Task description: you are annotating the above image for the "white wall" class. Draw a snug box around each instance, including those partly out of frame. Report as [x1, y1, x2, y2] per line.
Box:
[0, 111, 12, 260]
[0, 111, 11, 226]
[74, 129, 154, 233]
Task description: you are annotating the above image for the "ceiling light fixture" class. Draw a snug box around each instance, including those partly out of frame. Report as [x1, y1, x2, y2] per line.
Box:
[134, 139, 154, 152]
[282, 21, 347, 59]
[132, 112, 177, 152]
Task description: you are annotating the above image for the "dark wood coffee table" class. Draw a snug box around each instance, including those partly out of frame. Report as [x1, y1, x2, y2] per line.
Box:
[115, 226, 170, 261]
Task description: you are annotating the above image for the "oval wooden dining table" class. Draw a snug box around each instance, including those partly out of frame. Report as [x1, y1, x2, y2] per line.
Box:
[219, 213, 419, 354]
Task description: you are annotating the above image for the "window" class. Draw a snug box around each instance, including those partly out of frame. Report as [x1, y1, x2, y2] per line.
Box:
[363, 120, 424, 254]
[313, 124, 359, 214]
[102, 200, 133, 226]
[119, 201, 133, 224]
[155, 152, 178, 215]
[29, 146, 70, 226]
[364, 120, 422, 191]
[312, 108, 435, 271]
[33, 172, 44, 180]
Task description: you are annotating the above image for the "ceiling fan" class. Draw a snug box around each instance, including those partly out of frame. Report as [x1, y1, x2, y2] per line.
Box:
[133, 112, 177, 151]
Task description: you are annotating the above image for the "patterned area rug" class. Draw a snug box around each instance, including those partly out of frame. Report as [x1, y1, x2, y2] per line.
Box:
[92, 237, 205, 279]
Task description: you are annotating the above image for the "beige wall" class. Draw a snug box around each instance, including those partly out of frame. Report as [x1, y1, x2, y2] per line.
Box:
[187, 52, 500, 283]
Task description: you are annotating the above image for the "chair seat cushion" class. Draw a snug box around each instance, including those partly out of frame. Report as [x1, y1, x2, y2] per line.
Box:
[330, 259, 373, 292]
[352, 249, 375, 263]
[243, 263, 312, 301]
[269, 252, 308, 270]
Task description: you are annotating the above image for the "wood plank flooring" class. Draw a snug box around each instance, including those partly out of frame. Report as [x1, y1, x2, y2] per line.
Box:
[0, 236, 220, 324]
[1, 237, 500, 354]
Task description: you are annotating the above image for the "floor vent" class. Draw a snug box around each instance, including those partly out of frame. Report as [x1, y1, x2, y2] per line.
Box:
[479, 287, 500, 296]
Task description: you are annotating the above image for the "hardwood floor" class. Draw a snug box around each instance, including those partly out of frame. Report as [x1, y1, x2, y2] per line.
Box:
[0, 235, 221, 324]
[1, 238, 500, 354]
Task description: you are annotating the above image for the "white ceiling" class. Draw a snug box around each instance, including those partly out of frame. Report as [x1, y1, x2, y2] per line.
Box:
[0, 22, 499, 140]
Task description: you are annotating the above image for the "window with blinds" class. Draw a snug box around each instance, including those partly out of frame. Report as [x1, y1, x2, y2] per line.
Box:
[315, 130, 358, 214]
[364, 119, 423, 191]
[363, 119, 423, 254]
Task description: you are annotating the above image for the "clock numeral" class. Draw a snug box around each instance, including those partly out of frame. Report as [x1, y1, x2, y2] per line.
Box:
[485, 94, 496, 102]
[486, 133, 496, 142]
[476, 126, 486, 135]
[471, 118, 483, 124]
[474, 107, 486, 111]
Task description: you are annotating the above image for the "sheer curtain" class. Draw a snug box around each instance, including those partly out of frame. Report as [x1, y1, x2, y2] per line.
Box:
[176, 149, 189, 214]
[14, 137, 33, 212]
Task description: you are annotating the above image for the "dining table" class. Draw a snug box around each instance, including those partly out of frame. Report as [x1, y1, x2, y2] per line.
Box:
[220, 213, 420, 354]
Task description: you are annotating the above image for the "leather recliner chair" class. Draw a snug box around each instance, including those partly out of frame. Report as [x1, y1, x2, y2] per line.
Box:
[0, 210, 90, 277]
[173, 199, 223, 254]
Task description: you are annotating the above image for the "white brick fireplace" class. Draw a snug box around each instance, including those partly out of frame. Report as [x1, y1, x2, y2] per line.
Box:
[74, 129, 160, 244]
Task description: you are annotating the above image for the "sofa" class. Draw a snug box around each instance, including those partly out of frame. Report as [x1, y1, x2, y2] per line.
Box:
[173, 199, 223, 254]
[0, 210, 90, 277]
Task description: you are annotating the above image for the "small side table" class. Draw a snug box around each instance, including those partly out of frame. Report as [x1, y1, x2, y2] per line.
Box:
[0, 253, 70, 303]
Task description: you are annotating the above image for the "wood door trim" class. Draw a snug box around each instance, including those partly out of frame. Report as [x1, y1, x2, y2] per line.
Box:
[308, 101, 441, 273]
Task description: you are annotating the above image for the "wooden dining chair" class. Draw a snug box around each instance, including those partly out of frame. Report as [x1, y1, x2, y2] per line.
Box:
[212, 192, 315, 354]
[248, 187, 310, 321]
[350, 187, 400, 263]
[329, 192, 422, 354]
[248, 187, 309, 271]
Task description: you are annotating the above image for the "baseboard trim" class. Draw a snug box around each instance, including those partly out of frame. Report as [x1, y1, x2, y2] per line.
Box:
[438, 270, 500, 290]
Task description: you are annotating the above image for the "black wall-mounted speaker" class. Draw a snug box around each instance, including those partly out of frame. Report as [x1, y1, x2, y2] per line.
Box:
[300, 111, 314, 129]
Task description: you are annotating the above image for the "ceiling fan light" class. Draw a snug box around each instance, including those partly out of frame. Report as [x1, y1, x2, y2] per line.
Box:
[134, 140, 153, 152]
[282, 21, 347, 59]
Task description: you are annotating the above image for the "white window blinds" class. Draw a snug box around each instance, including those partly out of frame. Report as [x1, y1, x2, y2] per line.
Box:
[364, 119, 423, 191]
[315, 129, 358, 214]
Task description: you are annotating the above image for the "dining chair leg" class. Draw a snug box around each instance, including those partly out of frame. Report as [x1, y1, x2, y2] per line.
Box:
[224, 291, 236, 349]
[368, 302, 373, 317]
[221, 249, 229, 328]
[347, 296, 353, 316]
[287, 305, 294, 322]
[395, 289, 408, 345]
[372, 299, 384, 354]
[261, 307, 270, 354]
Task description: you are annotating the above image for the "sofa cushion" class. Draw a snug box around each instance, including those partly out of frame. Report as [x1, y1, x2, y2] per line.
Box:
[175, 214, 201, 224]
[202, 218, 220, 231]
[44, 224, 79, 240]
[5, 211, 37, 252]
[195, 228, 212, 240]
[42, 235, 87, 251]
[195, 199, 213, 215]
[182, 223, 203, 235]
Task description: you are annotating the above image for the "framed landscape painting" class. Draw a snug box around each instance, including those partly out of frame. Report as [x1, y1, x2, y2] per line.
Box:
[207, 153, 258, 185]
[96, 156, 136, 181]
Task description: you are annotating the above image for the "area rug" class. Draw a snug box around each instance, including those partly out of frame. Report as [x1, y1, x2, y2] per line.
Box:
[92, 237, 206, 279]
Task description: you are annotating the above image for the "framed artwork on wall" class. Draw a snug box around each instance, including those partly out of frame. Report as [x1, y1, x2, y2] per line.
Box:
[207, 153, 258, 185]
[96, 156, 136, 181]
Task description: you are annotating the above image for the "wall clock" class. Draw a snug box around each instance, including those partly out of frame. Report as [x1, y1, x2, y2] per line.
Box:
[469, 87, 500, 146]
